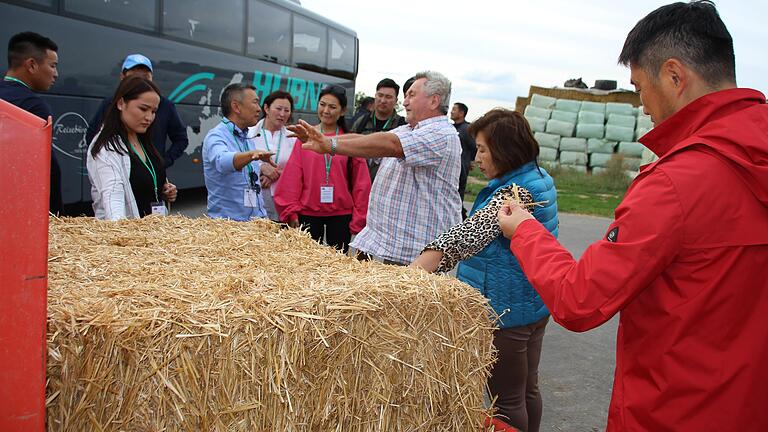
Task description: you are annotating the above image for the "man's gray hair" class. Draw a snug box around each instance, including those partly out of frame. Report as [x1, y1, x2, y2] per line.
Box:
[414, 71, 452, 113]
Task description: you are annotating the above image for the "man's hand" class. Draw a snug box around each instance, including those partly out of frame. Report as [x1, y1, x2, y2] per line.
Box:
[287, 119, 331, 154]
[287, 217, 300, 229]
[162, 181, 178, 203]
[410, 249, 444, 273]
[250, 150, 276, 164]
[261, 162, 281, 181]
[498, 201, 535, 239]
[260, 175, 272, 189]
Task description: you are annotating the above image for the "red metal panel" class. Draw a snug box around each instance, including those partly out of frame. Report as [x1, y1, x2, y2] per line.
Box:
[0, 98, 50, 431]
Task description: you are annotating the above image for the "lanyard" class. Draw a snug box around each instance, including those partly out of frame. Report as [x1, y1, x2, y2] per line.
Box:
[372, 114, 392, 130]
[3, 76, 30, 89]
[320, 125, 339, 183]
[261, 126, 283, 163]
[222, 119, 256, 179]
[129, 138, 159, 201]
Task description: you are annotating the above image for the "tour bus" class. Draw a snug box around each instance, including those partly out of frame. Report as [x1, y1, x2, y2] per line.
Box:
[0, 0, 358, 213]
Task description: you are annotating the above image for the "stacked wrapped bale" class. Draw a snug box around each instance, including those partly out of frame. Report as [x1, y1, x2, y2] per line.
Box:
[535, 131, 560, 163]
[47, 217, 496, 431]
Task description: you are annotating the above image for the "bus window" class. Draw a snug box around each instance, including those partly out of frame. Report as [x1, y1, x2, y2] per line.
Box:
[293, 15, 327, 71]
[163, 0, 245, 53]
[18, 0, 54, 7]
[65, 0, 157, 31]
[328, 29, 355, 78]
[247, 0, 290, 65]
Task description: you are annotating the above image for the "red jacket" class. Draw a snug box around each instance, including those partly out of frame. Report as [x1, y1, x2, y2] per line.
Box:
[511, 88, 768, 431]
[273, 133, 371, 234]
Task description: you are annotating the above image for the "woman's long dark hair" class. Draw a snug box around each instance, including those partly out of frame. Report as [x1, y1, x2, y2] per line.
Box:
[318, 85, 348, 133]
[91, 76, 163, 164]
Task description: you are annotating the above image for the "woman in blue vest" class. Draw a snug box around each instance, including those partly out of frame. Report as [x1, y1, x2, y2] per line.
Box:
[412, 108, 558, 432]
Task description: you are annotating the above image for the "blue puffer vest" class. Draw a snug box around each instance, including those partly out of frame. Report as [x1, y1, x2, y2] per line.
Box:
[456, 162, 558, 328]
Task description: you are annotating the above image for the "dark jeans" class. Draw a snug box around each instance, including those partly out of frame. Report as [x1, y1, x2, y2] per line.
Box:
[488, 316, 549, 432]
[298, 214, 352, 253]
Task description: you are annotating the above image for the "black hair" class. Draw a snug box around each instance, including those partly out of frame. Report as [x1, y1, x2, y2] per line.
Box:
[7, 31, 58, 68]
[260, 90, 294, 120]
[468, 109, 539, 176]
[618, 1, 735, 86]
[454, 102, 468, 116]
[221, 83, 257, 117]
[376, 78, 400, 96]
[91, 76, 162, 164]
[318, 84, 348, 133]
[361, 96, 374, 109]
[402, 76, 416, 96]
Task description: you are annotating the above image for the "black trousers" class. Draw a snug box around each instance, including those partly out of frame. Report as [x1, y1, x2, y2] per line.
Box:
[298, 214, 352, 253]
[488, 316, 549, 432]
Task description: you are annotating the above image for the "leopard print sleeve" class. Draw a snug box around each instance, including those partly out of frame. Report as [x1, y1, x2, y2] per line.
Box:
[423, 185, 535, 273]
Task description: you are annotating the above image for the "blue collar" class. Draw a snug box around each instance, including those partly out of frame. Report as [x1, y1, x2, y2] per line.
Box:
[487, 161, 538, 189]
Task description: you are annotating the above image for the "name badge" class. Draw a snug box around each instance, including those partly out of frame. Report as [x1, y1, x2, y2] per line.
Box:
[151, 201, 167, 216]
[244, 188, 260, 207]
[320, 185, 334, 204]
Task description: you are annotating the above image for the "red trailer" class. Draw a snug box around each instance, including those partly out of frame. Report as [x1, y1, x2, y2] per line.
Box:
[0, 99, 51, 431]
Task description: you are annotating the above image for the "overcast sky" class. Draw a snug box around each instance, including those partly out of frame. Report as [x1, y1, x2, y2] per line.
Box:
[301, 0, 767, 120]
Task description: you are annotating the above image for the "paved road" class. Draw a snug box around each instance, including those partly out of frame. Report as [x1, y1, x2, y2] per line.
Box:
[173, 191, 618, 430]
[540, 213, 616, 432]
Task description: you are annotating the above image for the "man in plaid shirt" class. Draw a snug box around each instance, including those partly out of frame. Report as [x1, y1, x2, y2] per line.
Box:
[288, 71, 462, 264]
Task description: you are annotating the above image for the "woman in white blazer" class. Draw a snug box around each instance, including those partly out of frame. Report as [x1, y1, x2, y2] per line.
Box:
[87, 76, 177, 220]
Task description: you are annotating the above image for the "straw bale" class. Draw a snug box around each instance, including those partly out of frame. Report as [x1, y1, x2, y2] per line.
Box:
[47, 216, 496, 431]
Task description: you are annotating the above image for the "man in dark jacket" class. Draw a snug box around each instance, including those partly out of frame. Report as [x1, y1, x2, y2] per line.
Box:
[0, 31, 62, 214]
[450, 102, 476, 218]
[351, 78, 406, 181]
[499, 2, 768, 430]
[85, 54, 188, 167]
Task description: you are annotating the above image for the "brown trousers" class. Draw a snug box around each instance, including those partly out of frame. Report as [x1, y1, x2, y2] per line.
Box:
[488, 316, 549, 432]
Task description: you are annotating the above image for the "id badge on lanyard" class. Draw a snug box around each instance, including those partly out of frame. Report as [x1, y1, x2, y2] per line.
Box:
[151, 201, 167, 216]
[321, 153, 335, 204]
[320, 184, 334, 204]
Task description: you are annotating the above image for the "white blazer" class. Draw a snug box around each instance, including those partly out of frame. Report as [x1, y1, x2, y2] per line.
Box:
[86, 135, 141, 220]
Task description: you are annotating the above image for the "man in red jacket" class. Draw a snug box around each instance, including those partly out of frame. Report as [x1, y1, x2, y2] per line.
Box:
[498, 2, 768, 431]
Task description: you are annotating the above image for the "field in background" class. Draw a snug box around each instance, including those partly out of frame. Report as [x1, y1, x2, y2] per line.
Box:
[465, 157, 632, 218]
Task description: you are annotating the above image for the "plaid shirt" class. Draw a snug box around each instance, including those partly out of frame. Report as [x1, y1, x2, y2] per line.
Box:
[351, 115, 462, 264]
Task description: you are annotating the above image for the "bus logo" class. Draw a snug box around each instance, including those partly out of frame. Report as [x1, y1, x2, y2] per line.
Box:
[52, 112, 89, 160]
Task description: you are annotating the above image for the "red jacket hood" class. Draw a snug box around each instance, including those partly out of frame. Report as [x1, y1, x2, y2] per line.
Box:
[640, 88, 768, 206]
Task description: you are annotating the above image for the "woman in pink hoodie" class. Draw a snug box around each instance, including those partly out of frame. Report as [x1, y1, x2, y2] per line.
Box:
[274, 85, 371, 253]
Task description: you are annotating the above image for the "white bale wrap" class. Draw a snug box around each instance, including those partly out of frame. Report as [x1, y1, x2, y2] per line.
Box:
[559, 137, 587, 152]
[534, 132, 561, 149]
[607, 114, 637, 129]
[551, 110, 578, 123]
[606, 102, 634, 116]
[560, 150, 588, 166]
[546, 119, 576, 137]
[587, 138, 616, 154]
[530, 94, 557, 109]
[555, 99, 581, 113]
[526, 116, 547, 133]
[524, 105, 552, 120]
[580, 101, 606, 114]
[605, 125, 634, 142]
[577, 111, 605, 125]
[539, 146, 558, 161]
[576, 124, 605, 139]
[618, 141, 646, 157]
